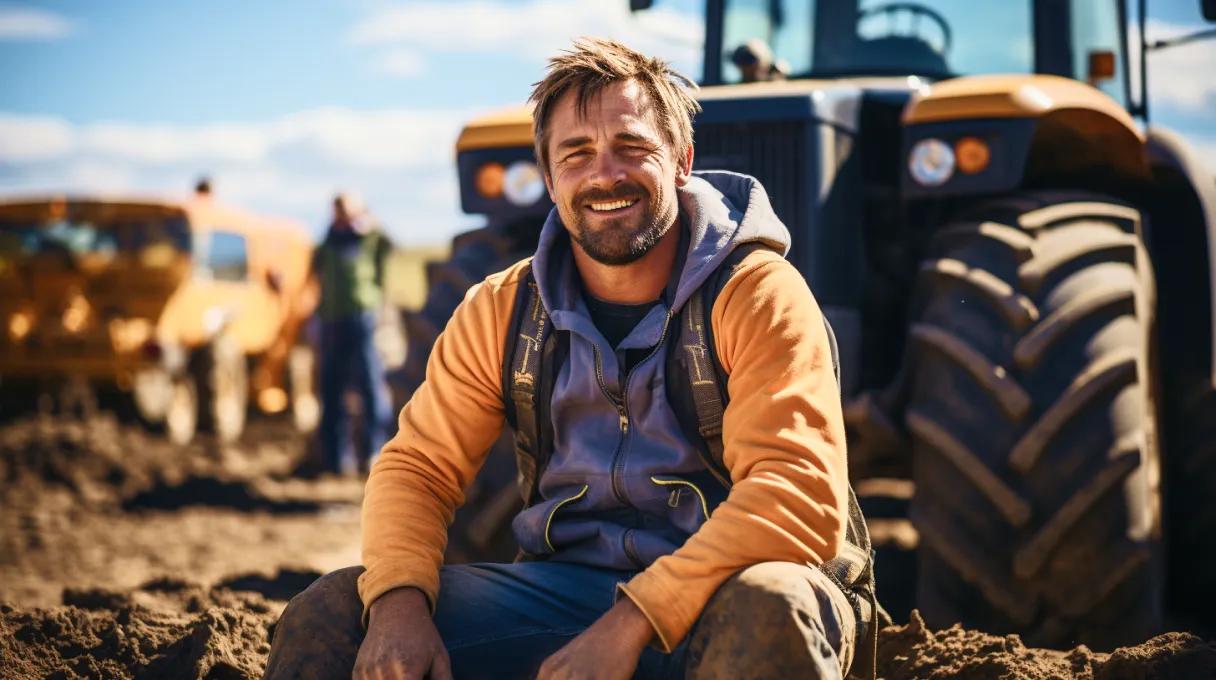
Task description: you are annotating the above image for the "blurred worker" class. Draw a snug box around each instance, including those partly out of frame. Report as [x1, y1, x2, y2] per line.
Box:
[731, 38, 788, 82]
[311, 192, 394, 476]
[194, 176, 213, 198]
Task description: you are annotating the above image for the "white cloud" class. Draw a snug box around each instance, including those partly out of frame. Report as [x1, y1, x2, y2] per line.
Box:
[0, 5, 76, 40]
[269, 108, 463, 169]
[375, 49, 428, 78]
[1135, 19, 1216, 117]
[0, 113, 74, 161]
[348, 1, 703, 78]
[80, 123, 270, 164]
[0, 108, 466, 170]
[0, 108, 477, 246]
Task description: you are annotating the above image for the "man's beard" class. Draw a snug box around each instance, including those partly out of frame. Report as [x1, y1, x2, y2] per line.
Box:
[567, 183, 675, 266]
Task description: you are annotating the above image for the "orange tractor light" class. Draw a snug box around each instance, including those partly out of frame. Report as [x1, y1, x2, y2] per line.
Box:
[955, 136, 991, 175]
[475, 162, 506, 199]
[8, 311, 32, 342]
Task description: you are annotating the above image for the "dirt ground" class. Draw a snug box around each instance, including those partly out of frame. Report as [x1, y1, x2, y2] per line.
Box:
[2, 415, 1214, 679]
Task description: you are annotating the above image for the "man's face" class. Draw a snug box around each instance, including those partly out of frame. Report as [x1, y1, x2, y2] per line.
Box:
[543, 79, 692, 266]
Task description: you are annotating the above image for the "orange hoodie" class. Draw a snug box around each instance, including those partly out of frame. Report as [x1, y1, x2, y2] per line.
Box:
[359, 243, 848, 652]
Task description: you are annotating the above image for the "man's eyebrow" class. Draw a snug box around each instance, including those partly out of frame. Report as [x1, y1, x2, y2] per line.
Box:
[614, 131, 659, 145]
[555, 136, 593, 151]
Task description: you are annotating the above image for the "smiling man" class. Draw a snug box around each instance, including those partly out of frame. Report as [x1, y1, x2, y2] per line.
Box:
[264, 38, 875, 680]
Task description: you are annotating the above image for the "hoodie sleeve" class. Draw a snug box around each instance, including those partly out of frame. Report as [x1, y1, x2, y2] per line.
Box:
[357, 261, 526, 623]
[617, 249, 849, 652]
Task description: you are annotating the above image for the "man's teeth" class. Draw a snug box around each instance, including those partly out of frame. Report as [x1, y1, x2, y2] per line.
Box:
[588, 199, 636, 212]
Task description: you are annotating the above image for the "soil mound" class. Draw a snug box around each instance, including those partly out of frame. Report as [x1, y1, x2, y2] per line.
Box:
[876, 610, 1216, 680]
[0, 415, 313, 514]
[0, 576, 296, 680]
[0, 602, 270, 680]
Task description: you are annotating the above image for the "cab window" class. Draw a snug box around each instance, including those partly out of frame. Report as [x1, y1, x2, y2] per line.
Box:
[1070, 0, 1127, 106]
[200, 231, 248, 282]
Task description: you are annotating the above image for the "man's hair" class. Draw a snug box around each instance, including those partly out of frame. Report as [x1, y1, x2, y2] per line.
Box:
[528, 38, 701, 173]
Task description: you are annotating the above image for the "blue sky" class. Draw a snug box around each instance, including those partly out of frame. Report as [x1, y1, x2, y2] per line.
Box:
[0, 0, 1212, 246]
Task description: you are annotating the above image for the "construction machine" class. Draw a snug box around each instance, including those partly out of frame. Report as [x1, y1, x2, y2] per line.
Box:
[405, 0, 1216, 649]
[0, 195, 320, 445]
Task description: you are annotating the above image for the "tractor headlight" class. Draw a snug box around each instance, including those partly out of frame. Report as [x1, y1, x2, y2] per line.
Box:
[909, 138, 955, 187]
[502, 161, 546, 206]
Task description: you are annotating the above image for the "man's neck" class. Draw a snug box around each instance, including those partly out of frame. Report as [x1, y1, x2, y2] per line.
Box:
[572, 223, 680, 304]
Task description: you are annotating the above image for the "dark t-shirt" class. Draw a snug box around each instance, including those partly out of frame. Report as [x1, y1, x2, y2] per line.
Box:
[583, 294, 658, 348]
[584, 294, 660, 373]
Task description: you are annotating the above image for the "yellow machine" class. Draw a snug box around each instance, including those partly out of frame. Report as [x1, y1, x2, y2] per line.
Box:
[407, 0, 1216, 650]
[0, 195, 319, 444]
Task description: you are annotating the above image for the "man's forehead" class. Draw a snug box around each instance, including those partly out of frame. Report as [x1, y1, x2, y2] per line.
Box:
[551, 80, 658, 133]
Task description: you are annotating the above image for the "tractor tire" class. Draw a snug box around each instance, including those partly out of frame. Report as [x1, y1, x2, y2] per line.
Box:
[443, 429, 524, 564]
[288, 344, 321, 435]
[396, 223, 539, 564]
[904, 192, 1162, 650]
[1166, 386, 1216, 621]
[397, 226, 524, 403]
[195, 336, 249, 444]
[165, 373, 200, 446]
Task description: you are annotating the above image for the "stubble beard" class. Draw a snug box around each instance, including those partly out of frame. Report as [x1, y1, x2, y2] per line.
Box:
[568, 192, 676, 266]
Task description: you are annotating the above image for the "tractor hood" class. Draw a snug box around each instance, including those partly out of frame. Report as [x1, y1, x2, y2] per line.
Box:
[695, 76, 921, 129]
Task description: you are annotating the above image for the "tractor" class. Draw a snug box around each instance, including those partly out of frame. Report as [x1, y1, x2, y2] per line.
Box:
[403, 0, 1216, 650]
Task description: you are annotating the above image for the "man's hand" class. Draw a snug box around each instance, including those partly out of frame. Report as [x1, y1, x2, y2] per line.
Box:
[536, 596, 655, 680]
[354, 587, 452, 680]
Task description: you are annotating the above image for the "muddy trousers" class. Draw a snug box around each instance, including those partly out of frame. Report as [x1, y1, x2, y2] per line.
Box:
[266, 562, 856, 676]
[264, 561, 855, 680]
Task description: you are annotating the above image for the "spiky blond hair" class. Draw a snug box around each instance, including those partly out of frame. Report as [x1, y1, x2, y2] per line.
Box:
[529, 37, 700, 173]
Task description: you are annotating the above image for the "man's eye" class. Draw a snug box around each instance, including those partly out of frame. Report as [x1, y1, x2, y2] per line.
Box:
[563, 150, 591, 163]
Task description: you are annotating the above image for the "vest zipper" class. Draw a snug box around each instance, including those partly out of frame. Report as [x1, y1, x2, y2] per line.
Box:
[590, 311, 676, 506]
[610, 311, 676, 505]
[591, 343, 630, 505]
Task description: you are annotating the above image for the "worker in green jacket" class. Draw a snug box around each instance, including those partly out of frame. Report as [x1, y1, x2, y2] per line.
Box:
[311, 192, 394, 475]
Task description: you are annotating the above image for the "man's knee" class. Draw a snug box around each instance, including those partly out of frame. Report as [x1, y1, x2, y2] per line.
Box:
[686, 562, 855, 680]
[265, 566, 366, 680]
[280, 566, 365, 626]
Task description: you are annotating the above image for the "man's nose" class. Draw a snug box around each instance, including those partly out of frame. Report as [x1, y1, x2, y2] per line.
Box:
[587, 149, 626, 188]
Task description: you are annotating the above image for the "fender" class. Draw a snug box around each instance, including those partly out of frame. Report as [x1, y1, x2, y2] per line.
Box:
[1145, 126, 1216, 387]
[900, 74, 1148, 197]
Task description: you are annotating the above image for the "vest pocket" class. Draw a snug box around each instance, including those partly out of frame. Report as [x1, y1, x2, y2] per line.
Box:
[543, 484, 590, 552]
[650, 476, 710, 522]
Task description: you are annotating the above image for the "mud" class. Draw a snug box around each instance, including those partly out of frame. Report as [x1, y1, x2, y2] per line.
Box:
[0, 414, 361, 678]
[0, 583, 274, 680]
[3, 415, 1215, 679]
[876, 610, 1216, 679]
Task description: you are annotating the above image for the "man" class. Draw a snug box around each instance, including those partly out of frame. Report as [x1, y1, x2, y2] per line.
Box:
[731, 39, 788, 83]
[267, 39, 864, 679]
[311, 192, 394, 476]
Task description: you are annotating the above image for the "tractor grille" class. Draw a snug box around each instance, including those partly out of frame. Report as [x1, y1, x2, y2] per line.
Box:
[693, 120, 809, 242]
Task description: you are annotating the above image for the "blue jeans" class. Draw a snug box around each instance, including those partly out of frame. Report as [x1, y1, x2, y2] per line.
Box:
[434, 562, 686, 678]
[318, 311, 393, 474]
[264, 561, 855, 679]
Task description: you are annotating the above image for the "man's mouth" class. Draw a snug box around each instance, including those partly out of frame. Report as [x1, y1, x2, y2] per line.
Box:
[586, 198, 640, 213]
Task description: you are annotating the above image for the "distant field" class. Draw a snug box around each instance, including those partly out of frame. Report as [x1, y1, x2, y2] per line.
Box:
[383, 245, 449, 311]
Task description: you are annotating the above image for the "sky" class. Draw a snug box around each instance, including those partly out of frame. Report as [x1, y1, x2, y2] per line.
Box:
[0, 0, 1212, 247]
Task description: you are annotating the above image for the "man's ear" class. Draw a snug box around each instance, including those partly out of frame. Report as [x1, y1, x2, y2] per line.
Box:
[675, 144, 694, 186]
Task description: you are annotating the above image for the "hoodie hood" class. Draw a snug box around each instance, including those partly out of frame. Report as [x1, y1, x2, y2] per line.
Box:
[532, 170, 791, 328]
